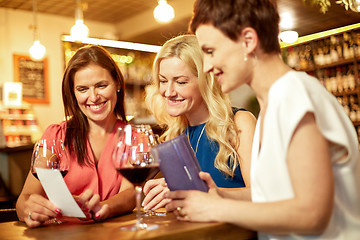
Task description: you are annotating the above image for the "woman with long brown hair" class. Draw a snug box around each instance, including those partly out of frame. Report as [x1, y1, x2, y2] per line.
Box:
[16, 45, 135, 228]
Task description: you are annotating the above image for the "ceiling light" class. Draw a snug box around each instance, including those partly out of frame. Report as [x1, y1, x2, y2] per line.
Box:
[62, 35, 161, 53]
[70, 0, 89, 42]
[280, 12, 295, 29]
[279, 30, 299, 44]
[29, 40, 46, 61]
[29, 0, 46, 61]
[153, 0, 175, 24]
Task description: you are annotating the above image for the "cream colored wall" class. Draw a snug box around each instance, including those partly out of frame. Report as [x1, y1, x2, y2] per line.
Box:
[0, 8, 117, 133]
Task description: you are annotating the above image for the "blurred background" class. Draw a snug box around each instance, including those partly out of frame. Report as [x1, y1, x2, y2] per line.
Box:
[1, 0, 359, 129]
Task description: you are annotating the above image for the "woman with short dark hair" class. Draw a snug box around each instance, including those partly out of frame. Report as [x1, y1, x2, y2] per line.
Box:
[165, 0, 360, 239]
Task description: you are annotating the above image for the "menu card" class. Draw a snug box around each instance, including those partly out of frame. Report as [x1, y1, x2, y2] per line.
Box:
[35, 168, 86, 218]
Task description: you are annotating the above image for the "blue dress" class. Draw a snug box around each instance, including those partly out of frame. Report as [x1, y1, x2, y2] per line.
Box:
[185, 108, 246, 188]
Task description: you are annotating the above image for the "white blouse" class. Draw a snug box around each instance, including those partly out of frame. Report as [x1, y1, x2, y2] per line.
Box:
[251, 70, 360, 240]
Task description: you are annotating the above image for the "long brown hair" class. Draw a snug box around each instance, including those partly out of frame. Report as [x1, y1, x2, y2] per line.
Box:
[62, 45, 126, 165]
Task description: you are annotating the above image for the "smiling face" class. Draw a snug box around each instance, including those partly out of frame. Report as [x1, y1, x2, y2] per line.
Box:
[74, 63, 119, 125]
[196, 24, 252, 93]
[158, 57, 207, 124]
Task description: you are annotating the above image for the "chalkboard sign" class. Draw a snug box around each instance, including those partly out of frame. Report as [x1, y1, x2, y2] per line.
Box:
[13, 54, 49, 104]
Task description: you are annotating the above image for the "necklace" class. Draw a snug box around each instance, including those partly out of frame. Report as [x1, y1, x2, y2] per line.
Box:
[186, 124, 206, 155]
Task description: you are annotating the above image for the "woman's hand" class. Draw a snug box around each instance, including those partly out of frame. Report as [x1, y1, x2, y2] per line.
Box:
[23, 193, 60, 228]
[164, 171, 222, 222]
[142, 178, 170, 211]
[75, 189, 110, 221]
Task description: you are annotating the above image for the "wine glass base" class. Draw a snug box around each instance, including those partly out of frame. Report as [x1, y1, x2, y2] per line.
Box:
[120, 223, 159, 231]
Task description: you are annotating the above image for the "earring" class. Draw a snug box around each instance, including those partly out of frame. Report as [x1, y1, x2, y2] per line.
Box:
[244, 54, 248, 62]
[117, 89, 120, 93]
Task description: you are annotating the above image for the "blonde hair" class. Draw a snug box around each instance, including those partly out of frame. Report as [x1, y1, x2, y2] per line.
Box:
[145, 34, 239, 177]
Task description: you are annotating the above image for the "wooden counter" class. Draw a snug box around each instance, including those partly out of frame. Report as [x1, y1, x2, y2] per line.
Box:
[0, 211, 257, 240]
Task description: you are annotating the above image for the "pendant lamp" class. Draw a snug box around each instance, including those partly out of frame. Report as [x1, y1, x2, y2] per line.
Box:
[70, 0, 89, 42]
[29, 0, 46, 61]
[153, 0, 175, 23]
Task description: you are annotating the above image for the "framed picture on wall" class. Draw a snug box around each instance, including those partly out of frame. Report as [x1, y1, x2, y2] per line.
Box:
[13, 54, 49, 104]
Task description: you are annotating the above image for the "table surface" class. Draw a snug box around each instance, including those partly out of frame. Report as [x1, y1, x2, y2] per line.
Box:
[0, 210, 257, 240]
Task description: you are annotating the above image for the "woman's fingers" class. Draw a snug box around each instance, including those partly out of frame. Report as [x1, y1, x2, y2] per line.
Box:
[165, 198, 186, 213]
[152, 198, 171, 210]
[143, 187, 170, 210]
[76, 189, 94, 206]
[25, 194, 60, 227]
[92, 204, 110, 221]
[75, 189, 95, 217]
[86, 194, 100, 211]
[143, 178, 166, 195]
[199, 171, 216, 189]
[75, 189, 107, 220]
[142, 183, 168, 208]
[28, 194, 58, 213]
[25, 213, 42, 228]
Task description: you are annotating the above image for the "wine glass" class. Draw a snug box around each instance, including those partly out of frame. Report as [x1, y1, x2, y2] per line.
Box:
[30, 139, 69, 224]
[140, 125, 165, 217]
[112, 124, 160, 231]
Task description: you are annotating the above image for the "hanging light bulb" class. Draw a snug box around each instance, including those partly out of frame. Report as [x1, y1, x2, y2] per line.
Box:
[349, 0, 360, 12]
[153, 0, 175, 24]
[29, 40, 46, 61]
[70, 0, 89, 42]
[29, 0, 46, 61]
[70, 19, 89, 41]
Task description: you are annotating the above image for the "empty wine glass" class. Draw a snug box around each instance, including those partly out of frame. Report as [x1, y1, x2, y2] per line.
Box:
[30, 139, 69, 224]
[112, 124, 160, 231]
[31, 139, 69, 179]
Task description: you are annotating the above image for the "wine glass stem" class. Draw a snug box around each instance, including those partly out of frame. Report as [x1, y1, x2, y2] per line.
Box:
[135, 185, 143, 228]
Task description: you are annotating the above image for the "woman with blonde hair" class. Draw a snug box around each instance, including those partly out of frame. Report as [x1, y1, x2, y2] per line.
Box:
[142, 34, 256, 211]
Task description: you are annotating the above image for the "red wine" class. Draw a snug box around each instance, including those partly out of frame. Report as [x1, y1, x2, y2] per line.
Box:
[118, 165, 160, 185]
[32, 170, 68, 179]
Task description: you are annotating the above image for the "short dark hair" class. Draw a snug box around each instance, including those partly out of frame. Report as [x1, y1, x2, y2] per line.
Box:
[62, 45, 126, 165]
[190, 0, 281, 54]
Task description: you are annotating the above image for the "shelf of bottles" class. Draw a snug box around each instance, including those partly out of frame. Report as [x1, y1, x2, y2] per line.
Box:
[281, 25, 360, 142]
[0, 102, 42, 148]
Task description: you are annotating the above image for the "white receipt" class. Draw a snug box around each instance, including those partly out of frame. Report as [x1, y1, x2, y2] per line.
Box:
[35, 168, 86, 218]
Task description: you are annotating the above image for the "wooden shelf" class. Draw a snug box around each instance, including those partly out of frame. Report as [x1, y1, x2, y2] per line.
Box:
[315, 57, 359, 70]
[0, 103, 42, 148]
[297, 57, 359, 72]
[332, 89, 359, 97]
[281, 27, 360, 142]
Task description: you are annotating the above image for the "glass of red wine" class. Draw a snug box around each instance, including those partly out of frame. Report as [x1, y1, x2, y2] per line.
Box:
[141, 125, 165, 217]
[112, 124, 160, 231]
[30, 139, 69, 224]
